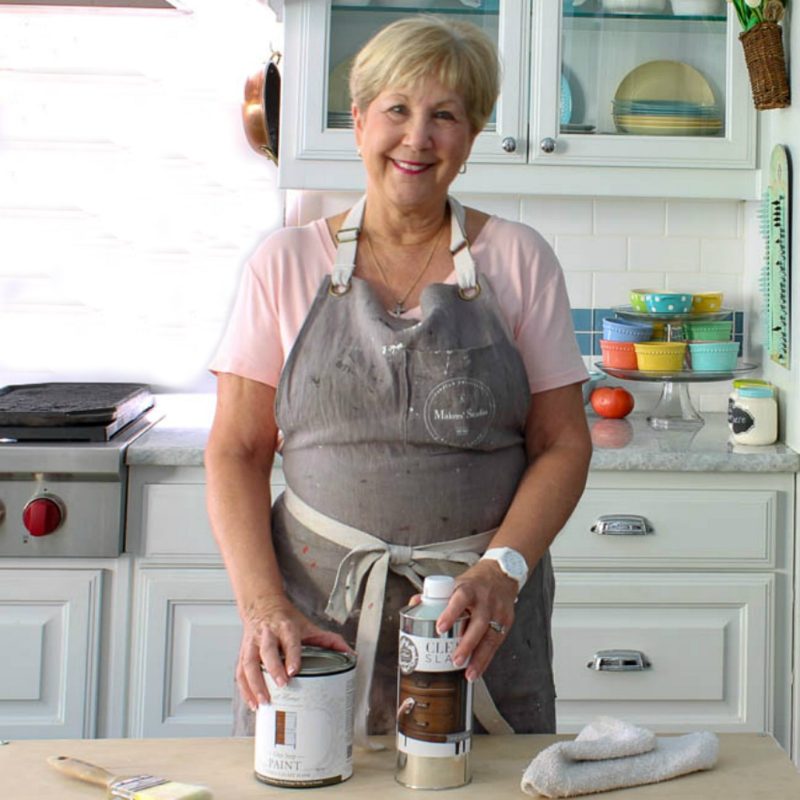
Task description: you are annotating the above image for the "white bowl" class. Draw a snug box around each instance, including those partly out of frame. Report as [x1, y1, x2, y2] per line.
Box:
[670, 0, 723, 14]
[602, 0, 667, 11]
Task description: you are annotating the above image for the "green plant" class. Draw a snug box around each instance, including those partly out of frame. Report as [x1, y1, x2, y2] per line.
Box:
[729, 0, 786, 32]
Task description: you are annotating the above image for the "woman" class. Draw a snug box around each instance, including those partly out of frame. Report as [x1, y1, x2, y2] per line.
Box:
[206, 16, 592, 742]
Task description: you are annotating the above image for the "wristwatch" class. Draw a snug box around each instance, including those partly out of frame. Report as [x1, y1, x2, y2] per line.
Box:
[480, 547, 529, 594]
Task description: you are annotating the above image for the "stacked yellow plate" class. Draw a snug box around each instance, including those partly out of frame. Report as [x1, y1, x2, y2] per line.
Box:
[613, 60, 723, 136]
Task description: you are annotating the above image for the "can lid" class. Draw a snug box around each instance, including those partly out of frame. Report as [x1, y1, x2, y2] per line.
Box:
[422, 575, 456, 601]
[738, 386, 774, 398]
[272, 646, 356, 676]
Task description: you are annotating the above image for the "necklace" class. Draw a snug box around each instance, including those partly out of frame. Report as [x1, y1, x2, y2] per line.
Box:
[363, 221, 446, 317]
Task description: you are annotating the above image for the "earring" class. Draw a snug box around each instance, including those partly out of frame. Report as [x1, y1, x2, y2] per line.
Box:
[356, 147, 362, 157]
[458, 162, 467, 174]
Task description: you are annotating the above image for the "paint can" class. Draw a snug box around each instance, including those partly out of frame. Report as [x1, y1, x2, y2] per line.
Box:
[396, 575, 472, 789]
[255, 646, 356, 788]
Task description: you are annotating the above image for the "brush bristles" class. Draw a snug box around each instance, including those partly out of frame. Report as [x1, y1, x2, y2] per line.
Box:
[111, 780, 212, 800]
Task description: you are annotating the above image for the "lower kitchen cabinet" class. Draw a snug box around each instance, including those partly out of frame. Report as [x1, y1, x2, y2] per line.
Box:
[551, 471, 794, 751]
[0, 559, 133, 740]
[125, 464, 285, 737]
[128, 566, 241, 738]
[123, 464, 794, 752]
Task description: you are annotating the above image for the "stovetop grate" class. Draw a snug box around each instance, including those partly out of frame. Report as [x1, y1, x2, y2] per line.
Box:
[0, 382, 154, 441]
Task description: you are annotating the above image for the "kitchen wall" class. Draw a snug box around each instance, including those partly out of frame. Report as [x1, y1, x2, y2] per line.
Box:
[1, 1, 756, 414]
[0, 1, 283, 392]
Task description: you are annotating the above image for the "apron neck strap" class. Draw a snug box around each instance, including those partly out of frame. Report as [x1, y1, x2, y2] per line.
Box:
[331, 195, 478, 291]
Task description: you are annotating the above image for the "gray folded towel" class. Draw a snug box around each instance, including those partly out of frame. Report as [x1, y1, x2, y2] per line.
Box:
[521, 717, 719, 798]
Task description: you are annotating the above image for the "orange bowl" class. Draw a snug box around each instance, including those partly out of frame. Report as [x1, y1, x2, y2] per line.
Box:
[600, 339, 638, 370]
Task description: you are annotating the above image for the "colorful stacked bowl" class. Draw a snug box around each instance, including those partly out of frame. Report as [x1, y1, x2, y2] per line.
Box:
[629, 288, 656, 312]
[633, 341, 687, 371]
[600, 340, 638, 369]
[643, 292, 694, 314]
[683, 320, 733, 341]
[688, 341, 739, 371]
[602, 317, 654, 342]
[691, 292, 723, 313]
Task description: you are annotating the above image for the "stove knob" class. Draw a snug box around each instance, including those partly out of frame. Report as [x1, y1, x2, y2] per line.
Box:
[22, 496, 65, 536]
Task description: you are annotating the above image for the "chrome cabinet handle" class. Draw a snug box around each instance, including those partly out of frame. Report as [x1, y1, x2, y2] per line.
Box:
[587, 649, 651, 672]
[501, 137, 517, 153]
[539, 137, 556, 154]
[591, 514, 653, 536]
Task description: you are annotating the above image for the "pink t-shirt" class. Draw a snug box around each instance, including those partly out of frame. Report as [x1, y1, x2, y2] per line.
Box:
[210, 215, 588, 393]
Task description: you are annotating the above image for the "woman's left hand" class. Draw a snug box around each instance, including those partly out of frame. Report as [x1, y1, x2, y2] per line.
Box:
[432, 561, 518, 683]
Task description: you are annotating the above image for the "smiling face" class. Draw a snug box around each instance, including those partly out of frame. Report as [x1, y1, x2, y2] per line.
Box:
[352, 78, 478, 219]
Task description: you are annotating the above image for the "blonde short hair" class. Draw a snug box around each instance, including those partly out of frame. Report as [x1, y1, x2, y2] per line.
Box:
[348, 16, 500, 134]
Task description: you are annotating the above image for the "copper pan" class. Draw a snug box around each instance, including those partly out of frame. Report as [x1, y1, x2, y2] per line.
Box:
[242, 52, 281, 164]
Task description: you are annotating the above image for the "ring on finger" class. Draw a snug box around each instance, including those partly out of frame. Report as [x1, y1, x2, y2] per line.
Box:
[488, 620, 507, 635]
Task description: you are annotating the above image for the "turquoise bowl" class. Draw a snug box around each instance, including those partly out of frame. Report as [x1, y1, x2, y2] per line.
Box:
[643, 292, 693, 314]
[688, 341, 740, 371]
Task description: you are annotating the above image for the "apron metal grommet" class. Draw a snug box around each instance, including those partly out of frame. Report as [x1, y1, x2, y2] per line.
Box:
[329, 281, 352, 297]
[458, 281, 481, 302]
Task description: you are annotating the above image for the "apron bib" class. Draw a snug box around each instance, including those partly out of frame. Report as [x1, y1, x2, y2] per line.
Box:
[235, 196, 556, 738]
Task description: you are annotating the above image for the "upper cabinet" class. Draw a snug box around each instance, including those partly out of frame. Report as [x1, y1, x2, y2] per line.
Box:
[280, 0, 759, 198]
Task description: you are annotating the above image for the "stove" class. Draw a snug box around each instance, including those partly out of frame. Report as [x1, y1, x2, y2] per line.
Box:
[0, 383, 162, 558]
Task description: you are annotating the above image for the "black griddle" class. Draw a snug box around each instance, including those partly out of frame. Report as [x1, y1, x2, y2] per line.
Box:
[0, 382, 154, 442]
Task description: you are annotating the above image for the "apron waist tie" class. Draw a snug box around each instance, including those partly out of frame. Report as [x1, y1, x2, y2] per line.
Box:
[282, 487, 515, 749]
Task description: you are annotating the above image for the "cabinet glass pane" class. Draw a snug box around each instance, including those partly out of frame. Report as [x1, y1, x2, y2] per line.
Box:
[560, 6, 728, 139]
[328, 2, 500, 131]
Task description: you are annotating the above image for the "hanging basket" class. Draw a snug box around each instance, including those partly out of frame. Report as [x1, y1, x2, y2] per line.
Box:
[739, 21, 790, 110]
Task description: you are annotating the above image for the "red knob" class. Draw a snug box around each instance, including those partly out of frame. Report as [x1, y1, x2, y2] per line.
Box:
[23, 497, 64, 536]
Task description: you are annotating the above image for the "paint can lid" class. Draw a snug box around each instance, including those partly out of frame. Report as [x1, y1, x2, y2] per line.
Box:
[297, 646, 356, 676]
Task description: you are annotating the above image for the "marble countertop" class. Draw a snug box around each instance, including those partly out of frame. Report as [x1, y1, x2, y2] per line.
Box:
[126, 394, 800, 473]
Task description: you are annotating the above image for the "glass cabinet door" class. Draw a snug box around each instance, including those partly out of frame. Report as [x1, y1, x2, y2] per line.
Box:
[283, 0, 529, 182]
[530, 0, 755, 168]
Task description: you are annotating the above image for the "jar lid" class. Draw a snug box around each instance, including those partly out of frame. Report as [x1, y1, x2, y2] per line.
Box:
[732, 378, 772, 390]
[738, 386, 774, 398]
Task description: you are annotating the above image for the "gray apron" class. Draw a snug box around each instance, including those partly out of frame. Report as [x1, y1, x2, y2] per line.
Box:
[233, 196, 556, 740]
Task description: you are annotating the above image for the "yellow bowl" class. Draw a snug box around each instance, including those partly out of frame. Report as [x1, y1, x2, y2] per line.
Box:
[691, 292, 723, 313]
[634, 341, 687, 372]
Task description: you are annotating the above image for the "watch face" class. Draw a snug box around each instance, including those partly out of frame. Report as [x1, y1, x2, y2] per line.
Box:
[502, 549, 528, 580]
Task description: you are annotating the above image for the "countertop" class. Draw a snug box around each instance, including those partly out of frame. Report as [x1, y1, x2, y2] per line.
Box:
[4, 734, 800, 799]
[126, 394, 800, 472]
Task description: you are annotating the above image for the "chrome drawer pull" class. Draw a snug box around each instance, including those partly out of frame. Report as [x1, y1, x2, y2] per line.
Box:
[587, 649, 651, 672]
[591, 515, 653, 536]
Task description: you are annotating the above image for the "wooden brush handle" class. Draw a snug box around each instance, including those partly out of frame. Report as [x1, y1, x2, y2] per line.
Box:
[47, 755, 116, 787]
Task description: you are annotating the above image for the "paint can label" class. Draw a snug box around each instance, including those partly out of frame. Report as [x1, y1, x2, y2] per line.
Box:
[255, 647, 355, 787]
[397, 618, 472, 759]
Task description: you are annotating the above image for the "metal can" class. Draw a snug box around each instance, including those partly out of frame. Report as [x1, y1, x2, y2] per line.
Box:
[255, 646, 356, 788]
[396, 575, 472, 790]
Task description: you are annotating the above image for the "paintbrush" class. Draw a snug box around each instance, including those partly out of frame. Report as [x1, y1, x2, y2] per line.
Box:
[47, 755, 213, 799]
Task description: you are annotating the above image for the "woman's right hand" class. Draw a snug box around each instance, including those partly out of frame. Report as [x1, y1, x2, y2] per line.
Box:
[237, 595, 353, 710]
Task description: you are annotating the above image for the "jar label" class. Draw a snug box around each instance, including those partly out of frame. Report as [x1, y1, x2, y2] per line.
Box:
[730, 405, 755, 434]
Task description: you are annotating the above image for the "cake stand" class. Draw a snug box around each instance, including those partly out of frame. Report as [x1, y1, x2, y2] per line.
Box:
[599, 307, 755, 430]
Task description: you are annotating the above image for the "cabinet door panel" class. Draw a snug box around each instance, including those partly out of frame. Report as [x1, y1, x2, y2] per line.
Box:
[530, 6, 755, 168]
[0, 569, 102, 739]
[129, 568, 242, 737]
[553, 573, 771, 733]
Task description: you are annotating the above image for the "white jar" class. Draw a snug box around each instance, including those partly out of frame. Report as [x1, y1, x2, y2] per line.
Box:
[729, 386, 777, 445]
